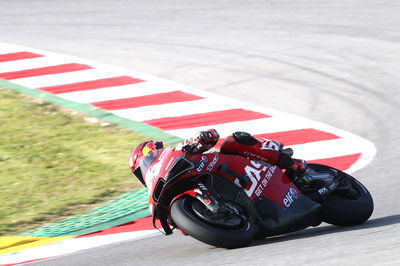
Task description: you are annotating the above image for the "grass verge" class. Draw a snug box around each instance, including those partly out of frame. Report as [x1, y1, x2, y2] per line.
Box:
[0, 87, 146, 235]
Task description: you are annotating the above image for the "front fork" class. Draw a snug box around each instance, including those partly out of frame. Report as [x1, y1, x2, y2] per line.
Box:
[194, 183, 223, 213]
[170, 181, 241, 220]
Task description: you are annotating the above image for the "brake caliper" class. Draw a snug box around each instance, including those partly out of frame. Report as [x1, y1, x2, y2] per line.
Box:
[194, 183, 222, 213]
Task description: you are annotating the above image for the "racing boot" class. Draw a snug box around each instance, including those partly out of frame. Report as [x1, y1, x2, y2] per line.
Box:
[286, 158, 307, 173]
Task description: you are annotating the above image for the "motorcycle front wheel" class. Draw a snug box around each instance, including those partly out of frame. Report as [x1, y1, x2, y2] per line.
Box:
[170, 196, 255, 248]
[308, 164, 374, 226]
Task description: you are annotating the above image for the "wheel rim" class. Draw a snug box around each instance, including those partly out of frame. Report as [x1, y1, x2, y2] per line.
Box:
[189, 199, 244, 229]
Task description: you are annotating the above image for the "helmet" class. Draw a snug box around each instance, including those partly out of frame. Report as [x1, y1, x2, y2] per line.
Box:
[129, 141, 164, 186]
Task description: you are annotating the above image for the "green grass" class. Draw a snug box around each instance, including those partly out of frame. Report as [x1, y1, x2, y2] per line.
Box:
[0, 88, 147, 235]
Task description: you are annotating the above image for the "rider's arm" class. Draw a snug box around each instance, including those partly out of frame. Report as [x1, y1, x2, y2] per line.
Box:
[176, 129, 220, 154]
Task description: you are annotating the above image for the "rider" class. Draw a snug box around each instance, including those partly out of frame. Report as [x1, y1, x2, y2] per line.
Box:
[129, 129, 307, 184]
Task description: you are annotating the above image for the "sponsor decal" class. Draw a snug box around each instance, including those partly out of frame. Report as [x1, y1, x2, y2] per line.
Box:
[318, 187, 329, 195]
[329, 182, 338, 190]
[202, 198, 212, 206]
[260, 140, 280, 151]
[142, 142, 157, 156]
[243, 161, 276, 197]
[207, 154, 219, 171]
[265, 165, 276, 181]
[283, 186, 299, 207]
[196, 155, 208, 172]
[243, 151, 268, 162]
[254, 165, 276, 197]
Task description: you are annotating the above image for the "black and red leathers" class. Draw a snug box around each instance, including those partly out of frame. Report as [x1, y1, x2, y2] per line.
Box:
[130, 129, 306, 187]
[179, 130, 306, 173]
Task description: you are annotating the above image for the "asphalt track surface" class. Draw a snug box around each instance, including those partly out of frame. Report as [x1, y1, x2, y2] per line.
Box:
[1, 0, 400, 265]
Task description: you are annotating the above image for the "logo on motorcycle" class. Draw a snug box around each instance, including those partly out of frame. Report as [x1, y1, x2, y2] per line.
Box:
[283, 186, 299, 207]
[260, 140, 280, 151]
[207, 154, 219, 171]
[196, 156, 208, 172]
[318, 187, 329, 195]
[142, 142, 156, 156]
[243, 162, 276, 197]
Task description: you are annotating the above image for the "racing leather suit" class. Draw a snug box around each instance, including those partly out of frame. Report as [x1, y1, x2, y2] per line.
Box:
[176, 129, 306, 173]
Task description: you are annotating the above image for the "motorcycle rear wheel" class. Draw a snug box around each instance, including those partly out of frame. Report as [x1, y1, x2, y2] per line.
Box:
[170, 196, 255, 248]
[308, 164, 374, 226]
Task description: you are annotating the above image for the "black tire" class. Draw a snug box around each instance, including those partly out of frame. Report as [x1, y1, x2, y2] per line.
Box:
[170, 196, 255, 248]
[308, 164, 374, 226]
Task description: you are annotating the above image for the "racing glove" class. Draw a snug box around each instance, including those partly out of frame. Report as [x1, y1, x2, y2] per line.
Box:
[181, 129, 220, 154]
[195, 129, 220, 147]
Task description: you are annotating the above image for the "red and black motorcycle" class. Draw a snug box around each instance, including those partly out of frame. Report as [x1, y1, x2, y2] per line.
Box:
[131, 146, 373, 248]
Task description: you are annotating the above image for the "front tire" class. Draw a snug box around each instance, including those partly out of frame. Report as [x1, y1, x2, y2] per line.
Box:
[170, 196, 255, 248]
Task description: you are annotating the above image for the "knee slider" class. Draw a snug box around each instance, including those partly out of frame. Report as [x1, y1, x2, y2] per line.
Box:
[232, 131, 258, 146]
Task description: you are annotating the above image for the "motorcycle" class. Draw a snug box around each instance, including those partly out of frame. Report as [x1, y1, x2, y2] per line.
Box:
[134, 146, 373, 248]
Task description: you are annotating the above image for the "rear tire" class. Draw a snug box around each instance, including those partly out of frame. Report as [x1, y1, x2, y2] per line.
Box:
[170, 196, 255, 248]
[308, 164, 374, 226]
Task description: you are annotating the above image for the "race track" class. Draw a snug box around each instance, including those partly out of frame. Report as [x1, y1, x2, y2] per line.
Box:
[1, 0, 400, 265]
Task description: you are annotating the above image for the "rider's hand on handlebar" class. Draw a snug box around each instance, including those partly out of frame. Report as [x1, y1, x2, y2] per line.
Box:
[181, 129, 220, 154]
[195, 129, 220, 146]
[181, 142, 198, 152]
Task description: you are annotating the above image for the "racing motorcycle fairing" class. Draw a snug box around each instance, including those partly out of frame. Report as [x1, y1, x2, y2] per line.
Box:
[192, 154, 321, 236]
[144, 150, 202, 235]
[141, 148, 321, 237]
[254, 194, 321, 236]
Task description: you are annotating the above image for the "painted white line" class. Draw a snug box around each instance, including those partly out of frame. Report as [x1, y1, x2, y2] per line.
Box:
[0, 56, 76, 73]
[288, 138, 364, 160]
[166, 117, 307, 139]
[59, 81, 180, 103]
[111, 98, 239, 121]
[0, 230, 160, 265]
[9, 68, 124, 89]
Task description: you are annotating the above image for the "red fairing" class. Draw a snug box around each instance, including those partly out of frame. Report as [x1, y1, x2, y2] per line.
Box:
[181, 153, 296, 205]
[170, 189, 197, 208]
[220, 135, 280, 164]
[135, 133, 305, 233]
